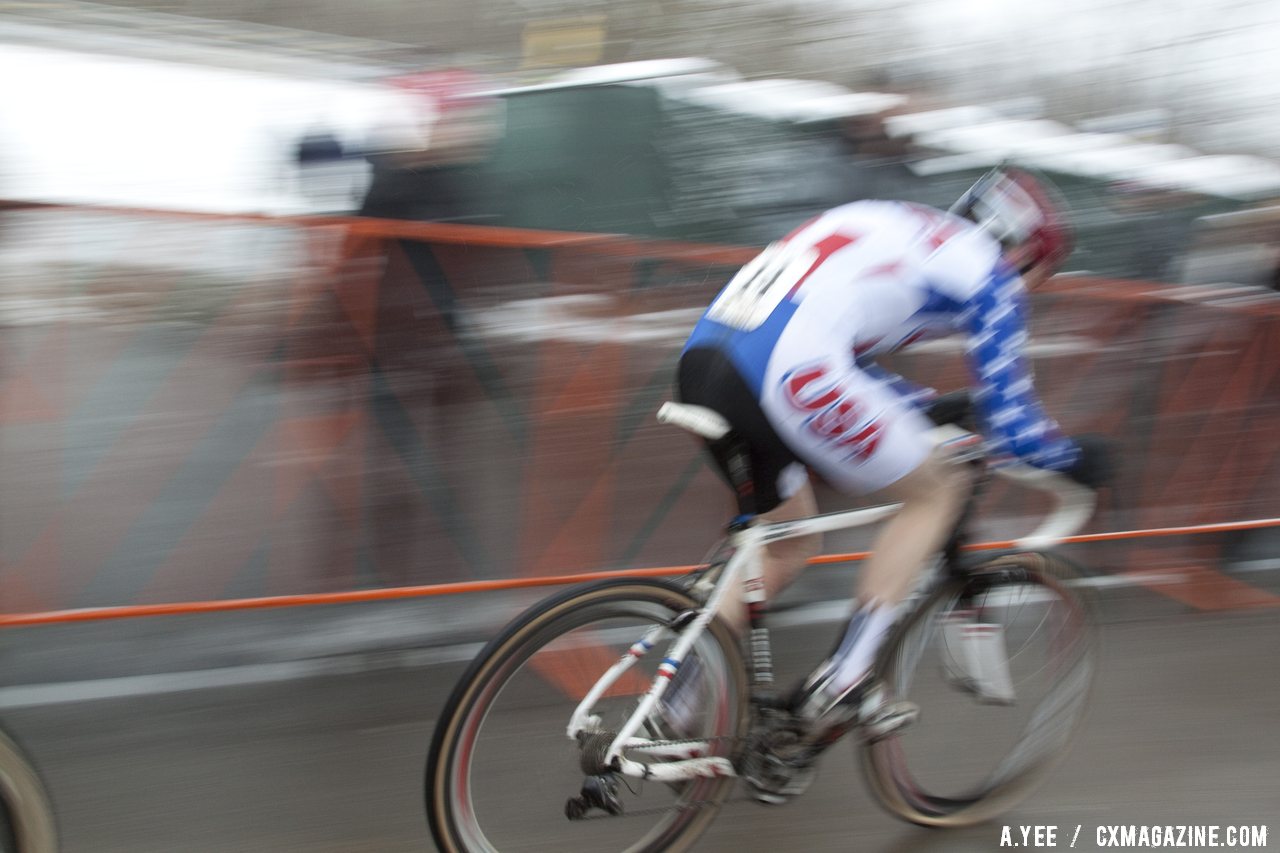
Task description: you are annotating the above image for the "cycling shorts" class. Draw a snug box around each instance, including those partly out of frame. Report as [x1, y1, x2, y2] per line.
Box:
[677, 347, 934, 509]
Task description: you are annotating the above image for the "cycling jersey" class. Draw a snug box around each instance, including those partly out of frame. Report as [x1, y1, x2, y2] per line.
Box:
[680, 200, 1079, 497]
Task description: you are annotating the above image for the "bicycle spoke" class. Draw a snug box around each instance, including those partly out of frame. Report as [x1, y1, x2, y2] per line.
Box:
[862, 552, 1096, 827]
[428, 580, 747, 853]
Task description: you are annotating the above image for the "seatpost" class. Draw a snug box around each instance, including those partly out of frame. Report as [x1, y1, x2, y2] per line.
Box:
[713, 436, 780, 700]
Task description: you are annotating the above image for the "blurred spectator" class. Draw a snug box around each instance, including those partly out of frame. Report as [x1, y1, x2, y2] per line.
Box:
[354, 73, 505, 584]
[358, 70, 500, 223]
[296, 128, 345, 165]
[293, 126, 363, 213]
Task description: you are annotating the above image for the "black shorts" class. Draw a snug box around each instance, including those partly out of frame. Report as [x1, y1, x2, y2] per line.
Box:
[676, 346, 804, 515]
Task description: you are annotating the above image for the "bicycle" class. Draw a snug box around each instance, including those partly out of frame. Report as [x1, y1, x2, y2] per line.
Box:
[0, 726, 57, 853]
[426, 399, 1098, 852]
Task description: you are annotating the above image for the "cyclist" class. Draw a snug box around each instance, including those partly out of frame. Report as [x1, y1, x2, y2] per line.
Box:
[671, 166, 1109, 801]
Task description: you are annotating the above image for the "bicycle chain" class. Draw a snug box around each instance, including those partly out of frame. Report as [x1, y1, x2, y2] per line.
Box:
[628, 734, 741, 751]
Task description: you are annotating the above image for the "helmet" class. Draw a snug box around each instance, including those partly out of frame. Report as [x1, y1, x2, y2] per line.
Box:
[950, 166, 1074, 274]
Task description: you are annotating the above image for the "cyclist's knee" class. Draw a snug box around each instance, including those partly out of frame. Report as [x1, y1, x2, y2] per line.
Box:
[889, 450, 972, 513]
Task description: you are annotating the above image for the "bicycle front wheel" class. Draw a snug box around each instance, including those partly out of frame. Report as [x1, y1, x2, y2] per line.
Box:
[426, 578, 749, 853]
[862, 550, 1097, 827]
[0, 727, 57, 853]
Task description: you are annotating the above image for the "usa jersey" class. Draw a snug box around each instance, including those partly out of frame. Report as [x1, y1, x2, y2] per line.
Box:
[683, 201, 1079, 481]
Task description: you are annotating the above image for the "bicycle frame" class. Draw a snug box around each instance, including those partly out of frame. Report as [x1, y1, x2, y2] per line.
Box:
[566, 500, 903, 784]
[565, 415, 1094, 785]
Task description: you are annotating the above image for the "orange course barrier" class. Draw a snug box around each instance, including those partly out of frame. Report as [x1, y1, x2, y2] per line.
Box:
[0, 201, 1277, 617]
[2, 517, 1277, 628]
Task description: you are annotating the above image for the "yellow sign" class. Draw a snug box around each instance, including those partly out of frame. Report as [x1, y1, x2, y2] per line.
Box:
[522, 17, 606, 68]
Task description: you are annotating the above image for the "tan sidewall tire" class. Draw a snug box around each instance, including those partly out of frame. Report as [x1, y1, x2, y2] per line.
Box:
[426, 579, 749, 853]
[0, 729, 57, 853]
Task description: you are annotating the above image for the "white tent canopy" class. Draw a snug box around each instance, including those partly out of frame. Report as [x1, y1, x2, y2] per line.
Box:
[674, 79, 906, 123]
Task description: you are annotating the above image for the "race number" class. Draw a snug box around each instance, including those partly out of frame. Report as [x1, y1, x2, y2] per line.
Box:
[705, 241, 818, 331]
[705, 232, 859, 331]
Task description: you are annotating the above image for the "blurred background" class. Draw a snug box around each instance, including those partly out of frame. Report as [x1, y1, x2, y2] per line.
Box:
[0, 1, 1277, 850]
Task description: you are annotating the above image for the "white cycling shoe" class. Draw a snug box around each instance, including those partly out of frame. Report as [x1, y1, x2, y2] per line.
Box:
[793, 664, 919, 742]
[852, 682, 920, 742]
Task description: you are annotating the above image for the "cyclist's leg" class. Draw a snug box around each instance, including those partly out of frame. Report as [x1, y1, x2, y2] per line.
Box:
[720, 474, 820, 635]
[676, 347, 821, 635]
[807, 449, 971, 708]
[760, 357, 971, 704]
[858, 447, 970, 607]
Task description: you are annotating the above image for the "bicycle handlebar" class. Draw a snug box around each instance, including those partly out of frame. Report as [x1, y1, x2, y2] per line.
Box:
[932, 423, 1096, 548]
[994, 463, 1096, 548]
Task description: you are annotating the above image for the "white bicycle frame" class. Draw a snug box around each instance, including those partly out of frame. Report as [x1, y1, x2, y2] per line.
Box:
[564, 402, 1095, 785]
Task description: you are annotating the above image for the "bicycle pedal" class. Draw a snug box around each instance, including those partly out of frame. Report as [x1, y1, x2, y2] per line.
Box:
[858, 700, 919, 743]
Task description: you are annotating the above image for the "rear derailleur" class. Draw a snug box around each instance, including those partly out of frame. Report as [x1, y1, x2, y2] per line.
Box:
[565, 773, 624, 820]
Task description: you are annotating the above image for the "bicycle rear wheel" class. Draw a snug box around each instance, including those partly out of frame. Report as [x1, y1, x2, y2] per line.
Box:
[0, 728, 57, 853]
[862, 550, 1096, 827]
[426, 578, 749, 853]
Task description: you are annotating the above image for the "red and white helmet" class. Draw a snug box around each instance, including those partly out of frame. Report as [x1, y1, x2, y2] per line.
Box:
[950, 166, 1074, 273]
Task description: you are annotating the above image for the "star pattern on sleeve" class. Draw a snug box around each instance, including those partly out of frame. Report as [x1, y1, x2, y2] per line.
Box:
[965, 264, 1080, 471]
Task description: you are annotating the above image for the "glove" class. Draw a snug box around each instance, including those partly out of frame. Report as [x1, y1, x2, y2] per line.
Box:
[1063, 434, 1114, 489]
[924, 390, 975, 429]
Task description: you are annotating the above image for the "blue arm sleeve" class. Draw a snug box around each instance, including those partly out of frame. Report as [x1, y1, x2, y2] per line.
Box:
[964, 264, 1080, 470]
